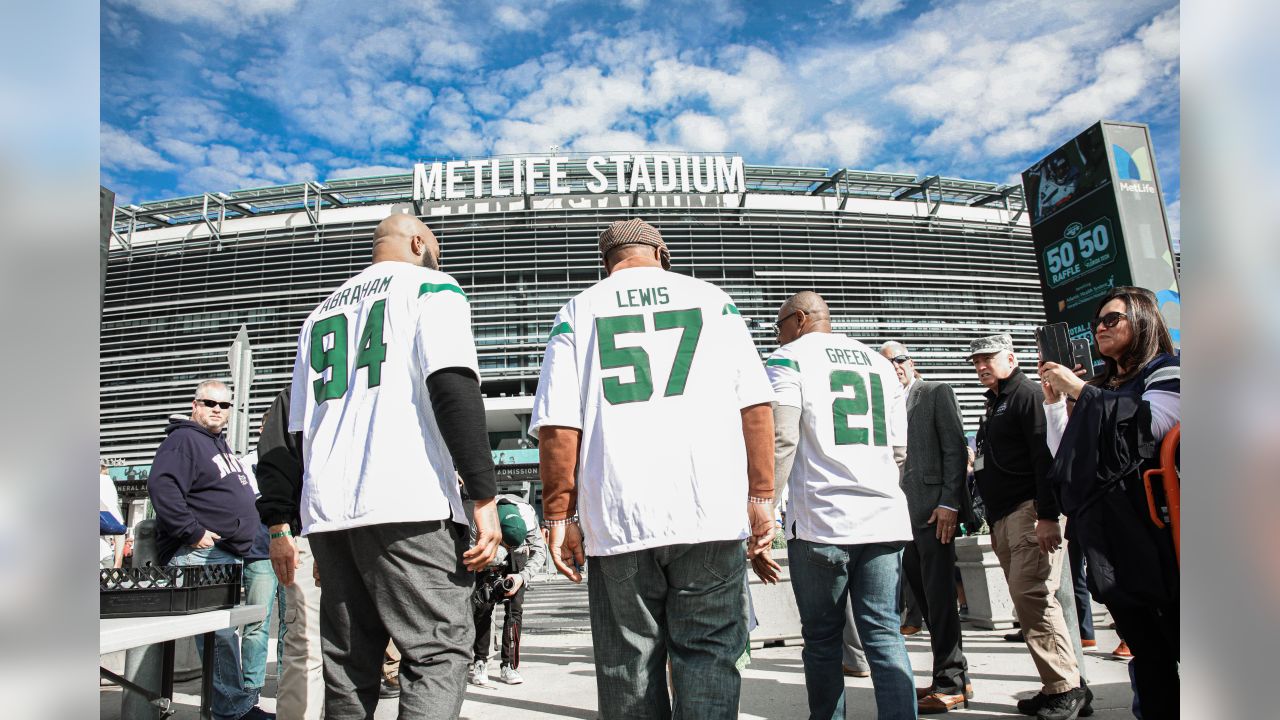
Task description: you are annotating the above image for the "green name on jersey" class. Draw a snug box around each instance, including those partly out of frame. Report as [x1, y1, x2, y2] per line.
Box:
[615, 287, 670, 308]
[825, 347, 873, 367]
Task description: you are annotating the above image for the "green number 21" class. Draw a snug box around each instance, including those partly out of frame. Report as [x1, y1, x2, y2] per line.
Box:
[310, 299, 388, 403]
[829, 370, 888, 446]
[596, 308, 703, 405]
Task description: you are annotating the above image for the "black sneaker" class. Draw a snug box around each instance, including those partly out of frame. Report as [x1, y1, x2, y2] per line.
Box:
[1004, 630, 1026, 642]
[1036, 686, 1086, 720]
[1019, 683, 1093, 717]
[1016, 691, 1047, 716]
[238, 708, 276, 720]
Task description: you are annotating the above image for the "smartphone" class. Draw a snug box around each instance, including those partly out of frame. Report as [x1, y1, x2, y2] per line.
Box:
[1070, 338, 1097, 380]
[1035, 322, 1074, 367]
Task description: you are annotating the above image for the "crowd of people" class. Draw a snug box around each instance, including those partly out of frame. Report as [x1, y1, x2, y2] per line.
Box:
[110, 214, 1179, 720]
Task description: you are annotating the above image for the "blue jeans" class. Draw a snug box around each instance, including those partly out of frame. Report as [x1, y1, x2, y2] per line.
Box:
[788, 540, 917, 720]
[168, 545, 257, 720]
[242, 558, 278, 690]
[588, 540, 746, 720]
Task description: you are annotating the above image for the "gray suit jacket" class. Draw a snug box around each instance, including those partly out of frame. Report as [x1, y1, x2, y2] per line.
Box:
[901, 379, 969, 529]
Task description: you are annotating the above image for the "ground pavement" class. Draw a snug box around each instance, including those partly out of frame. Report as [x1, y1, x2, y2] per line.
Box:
[101, 573, 1138, 719]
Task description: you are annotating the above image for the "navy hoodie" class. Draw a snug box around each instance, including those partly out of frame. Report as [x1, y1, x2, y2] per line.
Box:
[148, 418, 259, 565]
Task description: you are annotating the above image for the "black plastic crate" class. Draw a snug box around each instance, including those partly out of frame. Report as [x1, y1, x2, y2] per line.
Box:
[100, 564, 242, 618]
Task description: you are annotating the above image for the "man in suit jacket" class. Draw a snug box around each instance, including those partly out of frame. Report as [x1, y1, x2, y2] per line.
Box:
[880, 342, 972, 714]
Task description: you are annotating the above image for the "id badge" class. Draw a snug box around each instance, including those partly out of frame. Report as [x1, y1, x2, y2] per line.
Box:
[973, 454, 985, 472]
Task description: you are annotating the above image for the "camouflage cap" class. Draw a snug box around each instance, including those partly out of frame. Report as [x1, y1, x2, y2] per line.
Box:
[598, 218, 671, 270]
[967, 333, 1014, 358]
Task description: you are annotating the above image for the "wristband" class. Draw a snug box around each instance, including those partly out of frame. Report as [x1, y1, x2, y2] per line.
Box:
[269, 529, 293, 539]
[542, 516, 578, 528]
[748, 496, 774, 505]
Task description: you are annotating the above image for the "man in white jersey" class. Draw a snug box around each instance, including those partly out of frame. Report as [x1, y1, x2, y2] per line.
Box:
[288, 213, 501, 720]
[530, 218, 777, 720]
[760, 291, 918, 720]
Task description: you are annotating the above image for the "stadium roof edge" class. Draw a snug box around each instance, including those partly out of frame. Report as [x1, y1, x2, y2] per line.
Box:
[110, 155, 1028, 234]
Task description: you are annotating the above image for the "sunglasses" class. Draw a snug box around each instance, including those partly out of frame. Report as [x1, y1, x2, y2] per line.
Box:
[196, 398, 233, 410]
[1092, 311, 1128, 330]
[889, 355, 911, 364]
[772, 311, 799, 337]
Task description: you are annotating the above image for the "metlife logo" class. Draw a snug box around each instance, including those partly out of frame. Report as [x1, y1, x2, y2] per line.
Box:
[1118, 180, 1157, 194]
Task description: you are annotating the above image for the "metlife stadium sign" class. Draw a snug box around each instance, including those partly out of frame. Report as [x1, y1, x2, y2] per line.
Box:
[413, 154, 746, 202]
[1022, 121, 1181, 347]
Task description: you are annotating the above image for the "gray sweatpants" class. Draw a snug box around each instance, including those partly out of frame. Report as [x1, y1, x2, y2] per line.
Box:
[309, 520, 474, 720]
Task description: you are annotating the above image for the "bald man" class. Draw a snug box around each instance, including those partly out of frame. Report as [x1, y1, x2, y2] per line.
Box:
[287, 212, 501, 719]
[761, 292, 918, 720]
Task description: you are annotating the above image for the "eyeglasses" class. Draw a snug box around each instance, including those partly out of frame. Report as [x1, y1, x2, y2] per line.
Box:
[196, 398, 233, 410]
[1092, 311, 1128, 330]
[772, 311, 799, 337]
[889, 355, 911, 364]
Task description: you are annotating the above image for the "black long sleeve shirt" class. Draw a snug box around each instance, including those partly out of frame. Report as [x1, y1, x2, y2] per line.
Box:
[973, 367, 1058, 523]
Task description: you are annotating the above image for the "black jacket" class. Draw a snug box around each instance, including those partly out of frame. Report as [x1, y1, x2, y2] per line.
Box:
[1049, 353, 1180, 609]
[974, 367, 1057, 523]
[255, 387, 304, 532]
[148, 419, 259, 564]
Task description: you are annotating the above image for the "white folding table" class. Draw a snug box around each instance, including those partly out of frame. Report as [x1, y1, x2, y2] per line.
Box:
[100, 604, 267, 719]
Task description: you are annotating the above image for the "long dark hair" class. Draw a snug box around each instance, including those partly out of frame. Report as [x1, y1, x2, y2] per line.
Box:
[1091, 286, 1175, 387]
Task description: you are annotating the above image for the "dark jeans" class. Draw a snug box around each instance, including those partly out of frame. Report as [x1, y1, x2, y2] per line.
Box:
[588, 540, 746, 720]
[1067, 538, 1094, 640]
[788, 539, 917, 720]
[473, 574, 525, 667]
[1110, 604, 1179, 719]
[309, 521, 473, 720]
[902, 526, 968, 694]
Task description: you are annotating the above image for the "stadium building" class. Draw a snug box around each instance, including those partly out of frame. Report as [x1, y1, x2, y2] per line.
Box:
[102, 153, 1048, 485]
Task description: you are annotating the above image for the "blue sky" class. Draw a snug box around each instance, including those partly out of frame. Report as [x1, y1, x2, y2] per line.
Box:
[101, 0, 1180, 239]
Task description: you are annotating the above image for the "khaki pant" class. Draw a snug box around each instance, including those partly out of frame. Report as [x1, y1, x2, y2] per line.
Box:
[278, 536, 326, 720]
[990, 500, 1080, 695]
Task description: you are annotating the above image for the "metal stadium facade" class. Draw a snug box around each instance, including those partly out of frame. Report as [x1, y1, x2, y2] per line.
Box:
[102, 153, 1048, 465]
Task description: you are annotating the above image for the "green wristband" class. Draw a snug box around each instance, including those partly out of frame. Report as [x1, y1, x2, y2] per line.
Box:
[269, 529, 292, 539]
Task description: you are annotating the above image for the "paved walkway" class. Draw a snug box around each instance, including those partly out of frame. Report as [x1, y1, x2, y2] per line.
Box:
[101, 575, 1137, 719]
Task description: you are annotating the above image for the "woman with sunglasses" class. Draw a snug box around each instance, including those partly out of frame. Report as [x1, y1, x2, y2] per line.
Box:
[1038, 286, 1180, 719]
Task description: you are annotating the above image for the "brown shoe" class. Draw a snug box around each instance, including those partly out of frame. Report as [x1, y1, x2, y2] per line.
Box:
[842, 664, 870, 678]
[1081, 638, 1097, 648]
[918, 684, 973, 700]
[919, 691, 967, 714]
[900, 625, 922, 636]
[1112, 641, 1132, 658]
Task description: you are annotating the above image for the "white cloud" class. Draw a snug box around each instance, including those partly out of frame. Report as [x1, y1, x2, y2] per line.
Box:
[101, 125, 175, 171]
[1165, 198, 1180, 246]
[494, 4, 549, 32]
[326, 164, 409, 180]
[834, 0, 907, 23]
[667, 113, 731, 152]
[128, 0, 299, 30]
[177, 144, 317, 194]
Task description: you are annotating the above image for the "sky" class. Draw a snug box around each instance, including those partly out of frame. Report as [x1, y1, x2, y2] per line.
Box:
[100, 0, 1180, 240]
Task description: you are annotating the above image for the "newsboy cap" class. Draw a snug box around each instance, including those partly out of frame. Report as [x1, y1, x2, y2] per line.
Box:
[967, 333, 1014, 358]
[598, 218, 671, 270]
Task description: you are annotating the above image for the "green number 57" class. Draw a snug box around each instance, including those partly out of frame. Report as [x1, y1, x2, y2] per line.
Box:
[596, 308, 703, 405]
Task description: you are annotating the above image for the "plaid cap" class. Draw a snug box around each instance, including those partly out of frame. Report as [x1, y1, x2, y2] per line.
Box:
[967, 333, 1015, 358]
[598, 218, 671, 270]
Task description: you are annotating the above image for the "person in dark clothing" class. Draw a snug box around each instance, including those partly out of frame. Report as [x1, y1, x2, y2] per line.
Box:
[969, 335, 1086, 720]
[148, 379, 273, 720]
[879, 341, 972, 714]
[1041, 286, 1180, 719]
[255, 386, 326, 719]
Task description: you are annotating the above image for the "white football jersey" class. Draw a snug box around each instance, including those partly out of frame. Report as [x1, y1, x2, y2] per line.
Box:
[767, 332, 912, 545]
[289, 261, 479, 534]
[529, 266, 775, 556]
